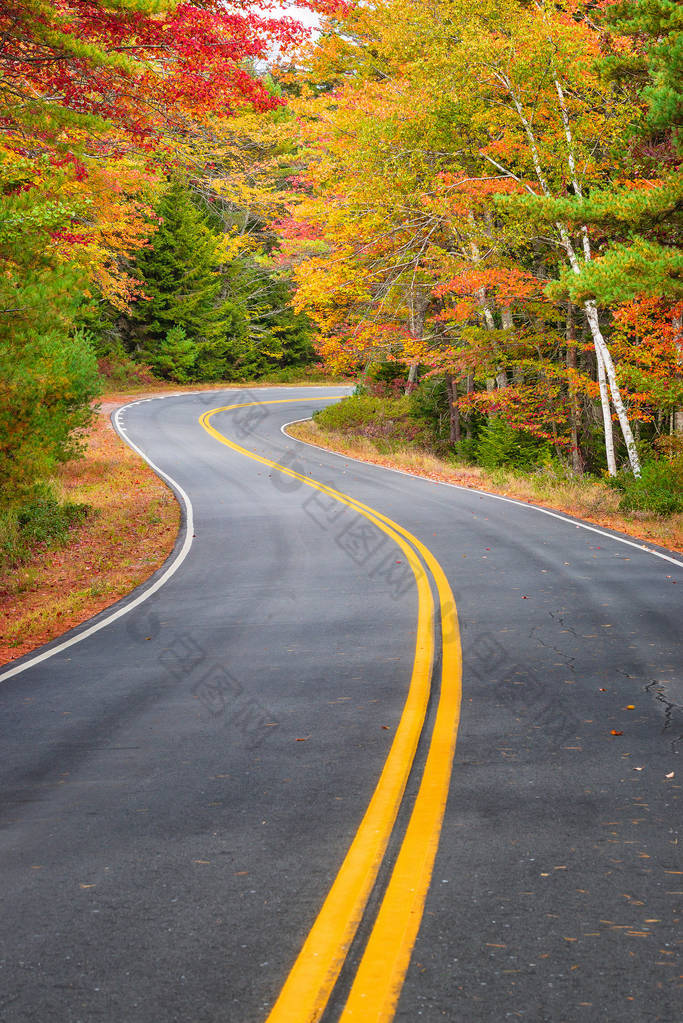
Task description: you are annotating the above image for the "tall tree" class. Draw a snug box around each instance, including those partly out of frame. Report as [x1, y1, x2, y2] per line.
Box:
[0, 0, 332, 497]
[289, 0, 682, 474]
[128, 181, 228, 374]
[0, 161, 100, 504]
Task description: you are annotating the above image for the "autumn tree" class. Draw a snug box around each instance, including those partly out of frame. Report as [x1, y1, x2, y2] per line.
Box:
[288, 0, 683, 475]
[0, 0, 332, 500]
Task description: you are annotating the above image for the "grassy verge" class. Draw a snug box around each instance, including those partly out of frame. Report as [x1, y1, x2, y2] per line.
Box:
[286, 419, 683, 554]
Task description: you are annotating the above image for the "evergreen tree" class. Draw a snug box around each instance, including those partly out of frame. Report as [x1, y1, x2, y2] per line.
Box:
[207, 261, 315, 379]
[127, 181, 315, 381]
[0, 161, 100, 507]
[519, 2, 683, 308]
[603, 0, 683, 152]
[128, 182, 229, 378]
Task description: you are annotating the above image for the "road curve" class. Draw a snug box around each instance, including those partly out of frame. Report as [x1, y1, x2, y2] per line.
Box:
[1, 386, 681, 1023]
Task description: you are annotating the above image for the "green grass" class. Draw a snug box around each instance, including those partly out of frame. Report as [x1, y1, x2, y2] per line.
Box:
[608, 458, 683, 515]
[0, 485, 91, 574]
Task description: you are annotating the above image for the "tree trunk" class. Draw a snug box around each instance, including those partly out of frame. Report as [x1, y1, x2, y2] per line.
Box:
[584, 300, 640, 476]
[595, 345, 617, 476]
[406, 360, 419, 394]
[465, 373, 474, 440]
[674, 311, 683, 436]
[446, 374, 461, 443]
[405, 283, 429, 395]
[502, 71, 640, 476]
[566, 304, 584, 474]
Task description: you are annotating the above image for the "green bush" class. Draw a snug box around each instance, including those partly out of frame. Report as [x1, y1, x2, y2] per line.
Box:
[367, 361, 408, 386]
[143, 326, 197, 383]
[609, 458, 683, 515]
[97, 343, 158, 387]
[0, 285, 101, 507]
[408, 376, 453, 446]
[475, 417, 552, 471]
[254, 365, 335, 384]
[452, 437, 479, 463]
[314, 394, 411, 431]
[0, 485, 90, 571]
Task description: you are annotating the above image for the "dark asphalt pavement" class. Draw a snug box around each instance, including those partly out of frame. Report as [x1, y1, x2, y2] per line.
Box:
[0, 387, 680, 1023]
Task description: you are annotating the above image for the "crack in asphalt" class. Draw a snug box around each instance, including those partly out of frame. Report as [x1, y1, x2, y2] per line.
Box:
[547, 608, 579, 639]
[643, 677, 683, 751]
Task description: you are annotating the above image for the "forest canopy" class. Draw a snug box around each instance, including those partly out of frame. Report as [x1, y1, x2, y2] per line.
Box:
[1, 0, 681, 515]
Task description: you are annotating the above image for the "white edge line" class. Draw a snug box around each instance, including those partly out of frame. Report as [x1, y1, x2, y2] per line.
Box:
[281, 416, 683, 570]
[0, 387, 352, 684]
[0, 402, 195, 685]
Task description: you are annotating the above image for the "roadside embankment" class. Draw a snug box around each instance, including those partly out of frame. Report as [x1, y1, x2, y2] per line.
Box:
[0, 398, 179, 666]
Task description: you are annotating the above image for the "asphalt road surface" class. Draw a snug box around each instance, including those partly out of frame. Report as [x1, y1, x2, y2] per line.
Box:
[1, 386, 681, 1023]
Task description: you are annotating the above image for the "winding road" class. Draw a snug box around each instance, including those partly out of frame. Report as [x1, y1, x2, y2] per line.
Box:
[1, 386, 681, 1023]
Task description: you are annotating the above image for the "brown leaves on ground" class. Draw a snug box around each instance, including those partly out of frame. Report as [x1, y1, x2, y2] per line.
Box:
[0, 402, 180, 666]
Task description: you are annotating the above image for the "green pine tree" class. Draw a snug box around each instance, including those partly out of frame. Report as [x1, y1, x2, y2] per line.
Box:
[603, 0, 682, 152]
[0, 158, 100, 508]
[129, 182, 229, 378]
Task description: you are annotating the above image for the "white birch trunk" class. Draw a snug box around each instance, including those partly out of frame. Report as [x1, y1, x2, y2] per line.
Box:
[405, 282, 429, 394]
[674, 312, 683, 436]
[583, 300, 640, 474]
[501, 69, 642, 476]
[595, 344, 617, 475]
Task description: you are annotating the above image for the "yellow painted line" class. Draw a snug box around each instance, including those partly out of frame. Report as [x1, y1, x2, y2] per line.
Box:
[339, 542, 460, 1021]
[199, 399, 462, 1023]
[278, 423, 463, 1021]
[200, 400, 433, 1019]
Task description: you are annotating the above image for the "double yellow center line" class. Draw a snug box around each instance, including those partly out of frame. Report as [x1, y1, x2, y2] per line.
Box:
[199, 398, 462, 1023]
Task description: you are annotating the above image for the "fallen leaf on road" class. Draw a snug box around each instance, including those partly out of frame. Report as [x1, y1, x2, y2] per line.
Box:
[611, 730, 623, 735]
[665, 772, 675, 779]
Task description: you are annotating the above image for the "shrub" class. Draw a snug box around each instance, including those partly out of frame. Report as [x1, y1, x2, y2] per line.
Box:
[475, 417, 553, 471]
[0, 484, 90, 572]
[142, 326, 197, 383]
[314, 394, 411, 432]
[97, 344, 158, 388]
[0, 309, 101, 508]
[409, 377, 452, 443]
[609, 457, 683, 515]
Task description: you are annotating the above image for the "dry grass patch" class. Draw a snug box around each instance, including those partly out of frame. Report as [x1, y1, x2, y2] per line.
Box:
[287, 420, 683, 554]
[0, 406, 180, 666]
